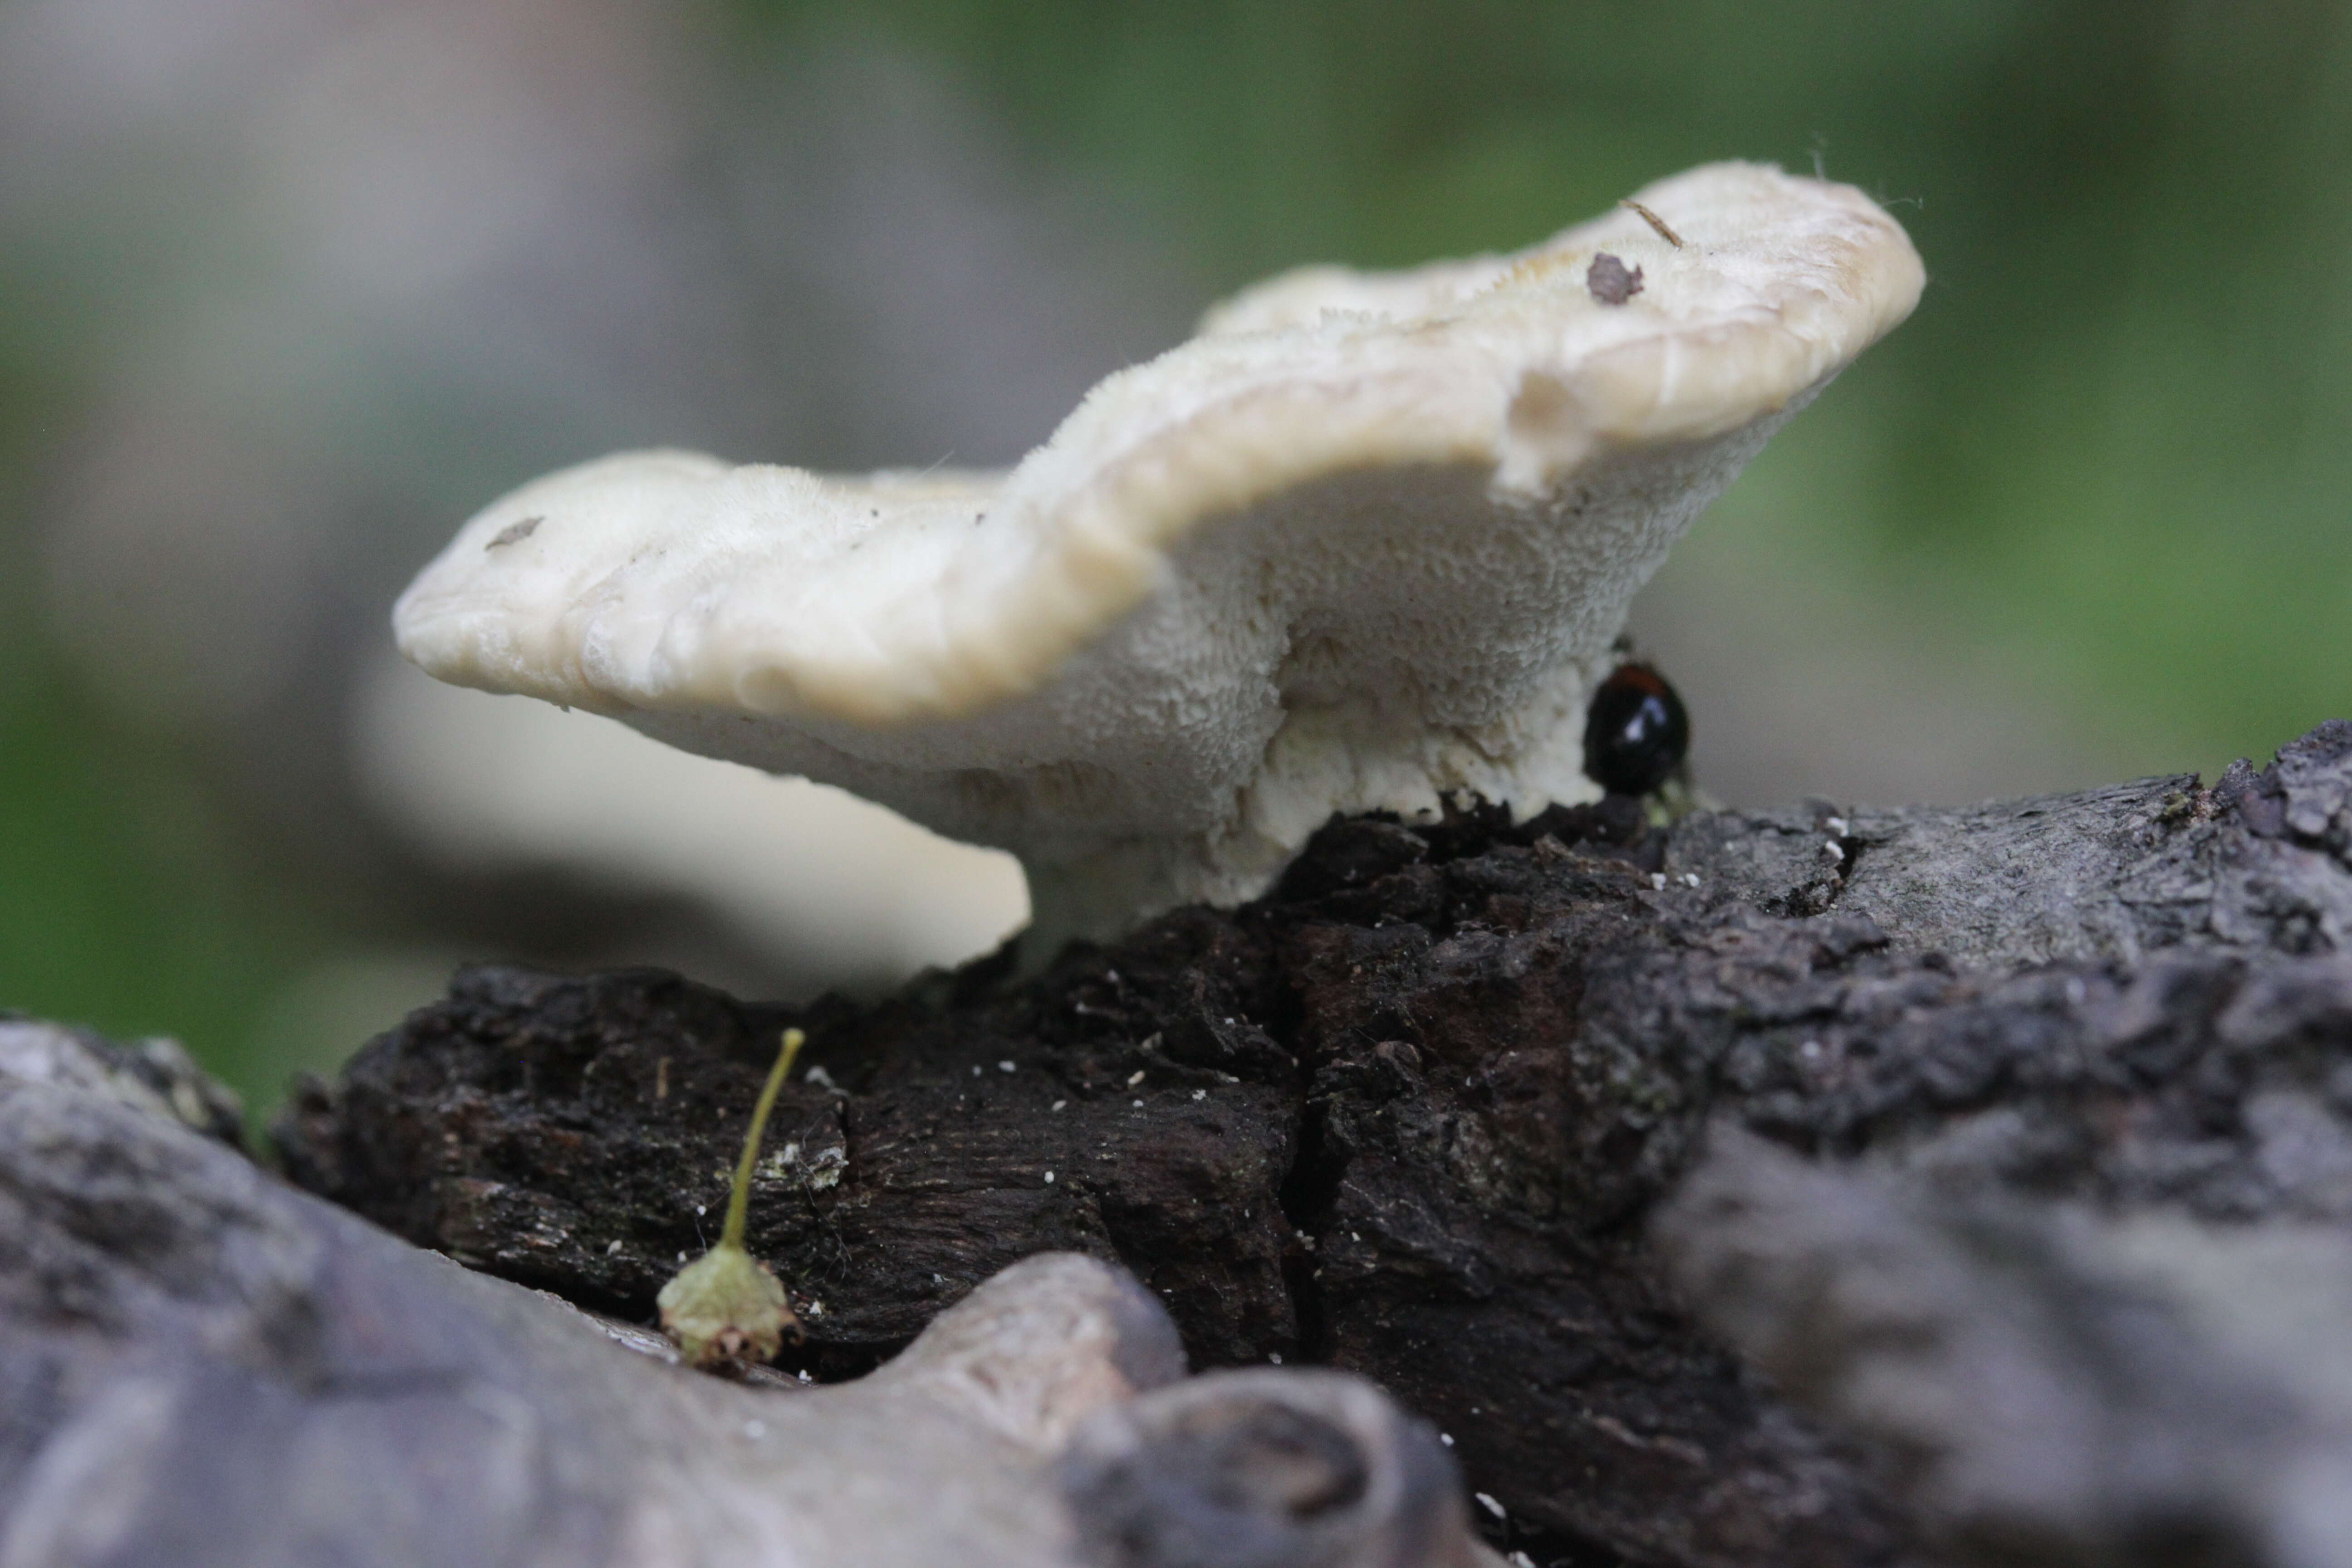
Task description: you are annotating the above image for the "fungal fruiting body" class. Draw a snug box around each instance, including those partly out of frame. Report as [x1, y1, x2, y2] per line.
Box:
[395, 162, 1923, 946]
[658, 1028, 806, 1368]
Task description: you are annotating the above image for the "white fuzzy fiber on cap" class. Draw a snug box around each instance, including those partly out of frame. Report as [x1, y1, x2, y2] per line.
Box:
[395, 161, 1923, 942]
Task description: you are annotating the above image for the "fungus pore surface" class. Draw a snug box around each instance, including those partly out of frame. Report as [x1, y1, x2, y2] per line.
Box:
[395, 161, 1923, 943]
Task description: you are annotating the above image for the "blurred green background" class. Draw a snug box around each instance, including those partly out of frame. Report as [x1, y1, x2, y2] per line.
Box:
[2, 0, 2347, 1114]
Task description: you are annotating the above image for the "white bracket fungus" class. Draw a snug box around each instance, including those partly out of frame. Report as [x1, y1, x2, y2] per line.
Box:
[395, 162, 1922, 946]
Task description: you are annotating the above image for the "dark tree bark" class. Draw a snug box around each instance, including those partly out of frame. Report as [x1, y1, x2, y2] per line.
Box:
[276, 722, 2352, 1568]
[0, 1045, 1489, 1568]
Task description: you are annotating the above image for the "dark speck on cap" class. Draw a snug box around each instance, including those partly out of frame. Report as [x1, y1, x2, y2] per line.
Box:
[1588, 253, 1644, 307]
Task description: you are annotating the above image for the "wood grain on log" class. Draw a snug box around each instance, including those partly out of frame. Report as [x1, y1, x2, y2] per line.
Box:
[0, 1050, 1486, 1568]
[276, 722, 2352, 1568]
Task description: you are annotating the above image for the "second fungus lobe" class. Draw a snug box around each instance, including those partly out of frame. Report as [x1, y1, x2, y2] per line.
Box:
[1583, 663, 1689, 796]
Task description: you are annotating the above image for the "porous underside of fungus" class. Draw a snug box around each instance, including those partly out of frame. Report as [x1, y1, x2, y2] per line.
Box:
[395, 161, 1923, 942]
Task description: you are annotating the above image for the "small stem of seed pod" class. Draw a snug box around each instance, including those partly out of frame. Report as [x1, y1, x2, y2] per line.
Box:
[657, 1026, 810, 1365]
[722, 1028, 803, 1251]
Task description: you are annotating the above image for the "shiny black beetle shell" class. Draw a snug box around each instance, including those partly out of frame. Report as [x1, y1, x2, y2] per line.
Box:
[1583, 663, 1690, 796]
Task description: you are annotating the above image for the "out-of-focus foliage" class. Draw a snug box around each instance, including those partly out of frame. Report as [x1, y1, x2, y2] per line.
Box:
[1, 0, 2346, 1110]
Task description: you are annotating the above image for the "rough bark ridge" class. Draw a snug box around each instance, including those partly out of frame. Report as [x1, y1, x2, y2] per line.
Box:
[278, 721, 2352, 1568]
[0, 1047, 1487, 1568]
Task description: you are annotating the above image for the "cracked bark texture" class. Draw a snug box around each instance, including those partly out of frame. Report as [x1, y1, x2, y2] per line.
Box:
[277, 721, 2352, 1568]
[0, 1040, 1489, 1568]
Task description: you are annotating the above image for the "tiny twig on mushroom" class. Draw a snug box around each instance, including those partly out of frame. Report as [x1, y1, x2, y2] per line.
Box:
[656, 1027, 807, 1368]
[1620, 199, 1686, 248]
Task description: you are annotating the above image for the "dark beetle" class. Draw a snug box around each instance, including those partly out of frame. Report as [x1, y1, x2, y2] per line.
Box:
[1583, 663, 1689, 796]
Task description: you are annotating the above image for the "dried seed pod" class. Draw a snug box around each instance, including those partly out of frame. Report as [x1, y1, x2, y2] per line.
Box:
[657, 1027, 806, 1367]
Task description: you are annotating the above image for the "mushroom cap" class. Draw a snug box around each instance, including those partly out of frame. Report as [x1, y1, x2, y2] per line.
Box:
[394, 161, 1922, 937]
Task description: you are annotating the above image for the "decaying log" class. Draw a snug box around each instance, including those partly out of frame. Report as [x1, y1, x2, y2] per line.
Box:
[0, 1034, 1486, 1568]
[1655, 1124, 2352, 1568]
[265, 720, 2352, 1568]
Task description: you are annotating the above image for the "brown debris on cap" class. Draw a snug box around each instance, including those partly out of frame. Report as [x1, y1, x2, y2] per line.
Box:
[1587, 252, 1645, 306]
